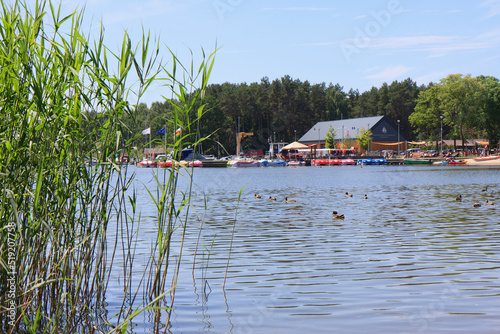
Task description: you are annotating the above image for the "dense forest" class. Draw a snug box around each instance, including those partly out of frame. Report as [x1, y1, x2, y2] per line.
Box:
[124, 74, 500, 156]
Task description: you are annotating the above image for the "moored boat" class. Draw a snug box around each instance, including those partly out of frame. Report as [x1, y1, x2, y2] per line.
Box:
[474, 155, 500, 161]
[259, 159, 287, 167]
[137, 158, 156, 168]
[187, 160, 203, 167]
[448, 159, 467, 165]
[227, 159, 261, 167]
[158, 160, 173, 168]
[312, 158, 342, 166]
[358, 158, 387, 165]
[287, 161, 305, 167]
[341, 158, 356, 165]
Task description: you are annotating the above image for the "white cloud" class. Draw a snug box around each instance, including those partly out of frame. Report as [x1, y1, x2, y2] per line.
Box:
[338, 34, 494, 58]
[300, 32, 496, 60]
[480, 0, 500, 18]
[365, 65, 413, 82]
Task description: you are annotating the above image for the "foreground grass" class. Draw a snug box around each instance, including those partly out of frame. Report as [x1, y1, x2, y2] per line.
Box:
[0, 1, 215, 332]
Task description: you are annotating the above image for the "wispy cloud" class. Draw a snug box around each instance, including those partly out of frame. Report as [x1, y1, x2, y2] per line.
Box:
[261, 7, 334, 12]
[300, 32, 497, 59]
[365, 65, 413, 81]
[480, 0, 500, 18]
[334, 34, 494, 58]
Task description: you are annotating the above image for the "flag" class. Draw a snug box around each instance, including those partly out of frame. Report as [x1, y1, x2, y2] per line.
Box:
[174, 127, 181, 136]
[142, 127, 151, 135]
[157, 127, 165, 135]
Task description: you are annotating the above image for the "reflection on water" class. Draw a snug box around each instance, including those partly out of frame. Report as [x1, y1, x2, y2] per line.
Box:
[110, 165, 500, 333]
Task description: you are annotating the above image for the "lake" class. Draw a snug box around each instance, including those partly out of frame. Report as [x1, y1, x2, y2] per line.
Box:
[107, 164, 500, 333]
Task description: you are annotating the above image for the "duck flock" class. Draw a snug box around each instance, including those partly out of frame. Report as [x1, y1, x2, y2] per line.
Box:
[455, 186, 495, 207]
[253, 190, 371, 220]
[254, 185, 494, 221]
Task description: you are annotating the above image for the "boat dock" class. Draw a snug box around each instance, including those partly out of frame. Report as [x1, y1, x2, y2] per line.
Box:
[199, 160, 229, 168]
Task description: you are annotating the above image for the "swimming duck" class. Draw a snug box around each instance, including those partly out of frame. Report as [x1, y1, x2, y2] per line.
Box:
[363, 194, 368, 200]
[485, 199, 494, 205]
[284, 197, 296, 203]
[332, 211, 345, 219]
[269, 196, 277, 201]
[455, 194, 462, 202]
[481, 186, 488, 192]
[254, 194, 261, 199]
[473, 203, 481, 208]
[345, 192, 353, 198]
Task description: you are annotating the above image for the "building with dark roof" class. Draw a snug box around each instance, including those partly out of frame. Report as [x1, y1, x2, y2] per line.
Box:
[298, 116, 408, 152]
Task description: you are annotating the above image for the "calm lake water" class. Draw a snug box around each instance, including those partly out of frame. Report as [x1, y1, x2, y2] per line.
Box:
[108, 165, 500, 334]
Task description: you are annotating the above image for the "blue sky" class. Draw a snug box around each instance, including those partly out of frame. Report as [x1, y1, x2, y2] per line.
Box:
[60, 0, 500, 105]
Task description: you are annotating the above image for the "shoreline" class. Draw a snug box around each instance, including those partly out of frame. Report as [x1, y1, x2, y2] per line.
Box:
[463, 157, 500, 166]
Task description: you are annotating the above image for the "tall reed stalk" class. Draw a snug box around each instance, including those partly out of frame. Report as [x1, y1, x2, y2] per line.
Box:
[0, 0, 216, 332]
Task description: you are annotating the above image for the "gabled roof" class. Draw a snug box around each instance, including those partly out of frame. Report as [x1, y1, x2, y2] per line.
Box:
[299, 116, 384, 143]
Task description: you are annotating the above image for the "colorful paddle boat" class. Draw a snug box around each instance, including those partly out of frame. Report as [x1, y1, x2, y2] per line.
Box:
[287, 161, 305, 167]
[137, 158, 156, 168]
[259, 159, 287, 167]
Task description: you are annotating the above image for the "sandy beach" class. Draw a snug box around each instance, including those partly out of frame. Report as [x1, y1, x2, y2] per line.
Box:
[464, 156, 500, 166]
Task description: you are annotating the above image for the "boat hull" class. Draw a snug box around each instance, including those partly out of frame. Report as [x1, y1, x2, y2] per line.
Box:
[341, 159, 356, 165]
[260, 159, 287, 167]
[137, 160, 156, 168]
[158, 161, 174, 168]
[358, 158, 387, 165]
[228, 160, 261, 167]
[449, 160, 467, 165]
[474, 155, 500, 161]
[287, 161, 305, 167]
[312, 159, 342, 166]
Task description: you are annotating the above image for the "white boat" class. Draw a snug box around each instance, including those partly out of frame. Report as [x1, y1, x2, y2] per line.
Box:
[137, 158, 156, 168]
[474, 155, 500, 161]
[287, 161, 305, 167]
[227, 159, 261, 167]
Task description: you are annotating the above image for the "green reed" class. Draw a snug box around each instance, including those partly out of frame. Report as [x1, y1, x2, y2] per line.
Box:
[0, 0, 215, 332]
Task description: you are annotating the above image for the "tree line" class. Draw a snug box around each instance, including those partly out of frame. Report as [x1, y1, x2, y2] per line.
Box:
[125, 74, 500, 156]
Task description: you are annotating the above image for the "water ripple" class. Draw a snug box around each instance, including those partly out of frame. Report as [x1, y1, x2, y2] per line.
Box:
[108, 165, 500, 333]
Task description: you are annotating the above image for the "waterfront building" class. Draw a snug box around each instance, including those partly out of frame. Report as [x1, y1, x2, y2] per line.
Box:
[298, 116, 408, 153]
